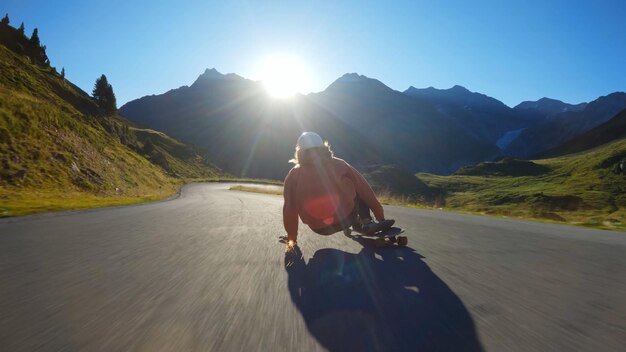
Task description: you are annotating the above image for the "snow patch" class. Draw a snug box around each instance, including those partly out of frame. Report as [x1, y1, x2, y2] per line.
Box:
[496, 128, 526, 150]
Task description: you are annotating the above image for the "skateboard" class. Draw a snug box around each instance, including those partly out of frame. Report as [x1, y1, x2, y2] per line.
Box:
[344, 226, 407, 247]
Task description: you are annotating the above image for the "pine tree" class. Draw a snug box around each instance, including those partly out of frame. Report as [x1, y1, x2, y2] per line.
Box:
[61, 67, 65, 79]
[27, 28, 42, 65]
[30, 28, 40, 47]
[92, 74, 117, 115]
[0, 14, 9, 26]
[18, 22, 25, 36]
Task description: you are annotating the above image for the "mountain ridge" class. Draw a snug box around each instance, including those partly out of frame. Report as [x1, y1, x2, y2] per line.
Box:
[403, 83, 544, 145]
[121, 69, 503, 178]
[537, 108, 626, 158]
[120, 67, 626, 179]
[505, 92, 626, 157]
[514, 97, 588, 115]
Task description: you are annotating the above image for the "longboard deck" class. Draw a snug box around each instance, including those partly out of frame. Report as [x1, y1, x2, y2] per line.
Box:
[278, 227, 407, 247]
[355, 226, 405, 238]
[347, 227, 408, 247]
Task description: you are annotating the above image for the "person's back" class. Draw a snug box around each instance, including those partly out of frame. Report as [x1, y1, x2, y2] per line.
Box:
[287, 157, 359, 228]
[282, 132, 394, 248]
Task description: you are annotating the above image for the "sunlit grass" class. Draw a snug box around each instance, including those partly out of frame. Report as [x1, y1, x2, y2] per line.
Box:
[229, 185, 283, 196]
[419, 138, 626, 231]
[0, 188, 177, 217]
[198, 177, 283, 185]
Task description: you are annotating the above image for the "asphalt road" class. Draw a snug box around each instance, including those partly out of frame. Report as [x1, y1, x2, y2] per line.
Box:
[1, 183, 625, 351]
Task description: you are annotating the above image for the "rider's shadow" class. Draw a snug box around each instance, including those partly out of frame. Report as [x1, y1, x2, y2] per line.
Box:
[285, 244, 484, 351]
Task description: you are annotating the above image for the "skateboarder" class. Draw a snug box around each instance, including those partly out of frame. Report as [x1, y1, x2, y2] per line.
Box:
[282, 132, 395, 250]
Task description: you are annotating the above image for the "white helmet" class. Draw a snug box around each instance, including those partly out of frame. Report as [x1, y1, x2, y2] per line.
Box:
[297, 132, 324, 150]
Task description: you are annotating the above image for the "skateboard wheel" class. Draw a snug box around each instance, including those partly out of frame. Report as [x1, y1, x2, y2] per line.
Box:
[397, 236, 408, 246]
[343, 228, 352, 236]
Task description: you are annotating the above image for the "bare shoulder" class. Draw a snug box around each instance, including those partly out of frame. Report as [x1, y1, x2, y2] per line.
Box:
[284, 166, 300, 181]
[331, 157, 350, 168]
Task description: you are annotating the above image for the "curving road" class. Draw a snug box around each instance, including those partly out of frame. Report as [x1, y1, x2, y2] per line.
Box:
[1, 183, 625, 351]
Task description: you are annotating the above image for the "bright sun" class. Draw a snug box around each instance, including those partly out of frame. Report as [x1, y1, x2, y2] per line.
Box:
[257, 54, 312, 98]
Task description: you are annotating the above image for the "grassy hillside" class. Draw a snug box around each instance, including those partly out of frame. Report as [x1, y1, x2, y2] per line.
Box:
[419, 138, 626, 230]
[357, 165, 440, 203]
[0, 43, 220, 217]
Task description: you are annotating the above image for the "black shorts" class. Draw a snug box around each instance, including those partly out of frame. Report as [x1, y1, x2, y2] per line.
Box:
[311, 206, 358, 236]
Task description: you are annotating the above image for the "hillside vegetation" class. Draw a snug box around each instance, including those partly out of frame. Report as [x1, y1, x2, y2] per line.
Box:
[0, 37, 220, 216]
[419, 138, 626, 230]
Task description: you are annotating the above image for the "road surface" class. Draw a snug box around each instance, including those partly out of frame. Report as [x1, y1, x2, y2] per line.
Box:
[1, 183, 625, 351]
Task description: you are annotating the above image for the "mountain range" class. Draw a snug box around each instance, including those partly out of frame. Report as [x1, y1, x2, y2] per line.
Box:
[514, 97, 587, 116]
[122, 70, 529, 179]
[120, 68, 626, 179]
[403, 85, 545, 147]
[506, 92, 626, 157]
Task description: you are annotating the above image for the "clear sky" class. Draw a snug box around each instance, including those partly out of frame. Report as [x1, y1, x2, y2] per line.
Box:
[3, 0, 625, 107]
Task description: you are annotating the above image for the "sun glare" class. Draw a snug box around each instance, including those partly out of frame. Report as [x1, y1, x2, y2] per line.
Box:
[257, 54, 312, 98]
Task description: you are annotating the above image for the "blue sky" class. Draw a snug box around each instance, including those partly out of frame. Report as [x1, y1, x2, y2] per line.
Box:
[3, 0, 625, 107]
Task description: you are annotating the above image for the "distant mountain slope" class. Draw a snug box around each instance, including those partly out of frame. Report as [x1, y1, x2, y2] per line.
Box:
[505, 92, 626, 157]
[404, 85, 544, 145]
[538, 109, 626, 158]
[514, 97, 587, 116]
[0, 29, 220, 216]
[305, 75, 501, 173]
[121, 71, 501, 178]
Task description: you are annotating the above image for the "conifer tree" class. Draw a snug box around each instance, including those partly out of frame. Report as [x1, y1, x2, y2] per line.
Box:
[18, 22, 25, 36]
[61, 67, 65, 79]
[27, 28, 42, 64]
[1, 14, 9, 26]
[30, 28, 40, 47]
[92, 74, 117, 115]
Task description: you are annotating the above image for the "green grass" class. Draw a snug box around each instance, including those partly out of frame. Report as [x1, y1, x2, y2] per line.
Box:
[0, 44, 221, 217]
[198, 177, 283, 185]
[0, 187, 178, 217]
[418, 138, 626, 231]
[229, 185, 283, 196]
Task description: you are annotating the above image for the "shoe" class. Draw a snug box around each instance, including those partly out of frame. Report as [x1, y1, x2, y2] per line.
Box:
[378, 219, 395, 230]
[361, 219, 395, 236]
[360, 221, 378, 235]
